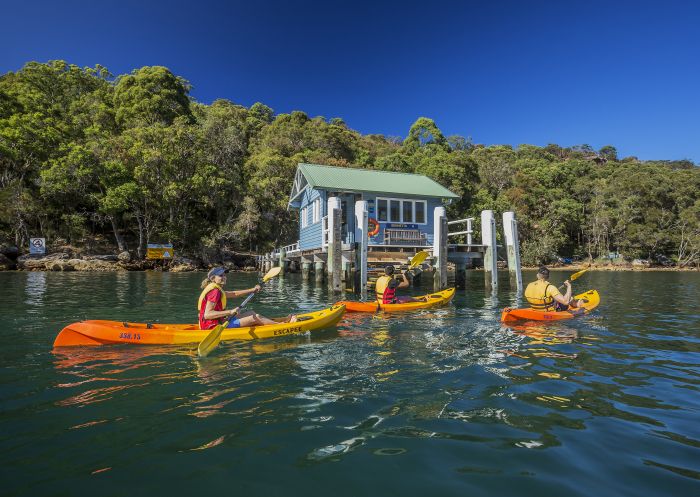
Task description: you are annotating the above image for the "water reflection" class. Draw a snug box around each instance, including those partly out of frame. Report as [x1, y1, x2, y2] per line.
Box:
[24, 271, 47, 307]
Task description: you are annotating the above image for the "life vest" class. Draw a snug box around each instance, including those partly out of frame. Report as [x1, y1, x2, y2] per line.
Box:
[524, 280, 556, 310]
[197, 282, 227, 311]
[375, 275, 397, 304]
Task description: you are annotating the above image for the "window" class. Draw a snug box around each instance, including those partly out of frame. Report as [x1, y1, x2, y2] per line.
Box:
[301, 207, 308, 228]
[312, 198, 321, 224]
[415, 201, 426, 224]
[376, 197, 428, 224]
[390, 200, 400, 222]
[377, 199, 388, 221]
[402, 201, 413, 223]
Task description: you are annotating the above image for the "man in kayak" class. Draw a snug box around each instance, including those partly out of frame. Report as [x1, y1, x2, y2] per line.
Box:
[375, 265, 426, 304]
[198, 267, 296, 330]
[524, 266, 584, 311]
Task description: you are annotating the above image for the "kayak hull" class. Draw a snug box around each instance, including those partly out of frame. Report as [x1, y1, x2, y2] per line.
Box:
[54, 305, 346, 347]
[339, 288, 455, 313]
[501, 290, 600, 322]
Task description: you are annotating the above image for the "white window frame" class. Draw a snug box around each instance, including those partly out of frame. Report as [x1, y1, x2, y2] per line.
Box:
[375, 197, 428, 225]
[312, 198, 321, 224]
[301, 206, 308, 228]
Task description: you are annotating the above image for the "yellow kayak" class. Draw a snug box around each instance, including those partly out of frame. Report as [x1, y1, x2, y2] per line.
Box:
[54, 305, 346, 346]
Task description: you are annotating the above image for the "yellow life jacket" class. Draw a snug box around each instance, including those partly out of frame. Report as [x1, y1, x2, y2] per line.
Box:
[197, 283, 226, 310]
[375, 275, 393, 301]
[524, 280, 558, 310]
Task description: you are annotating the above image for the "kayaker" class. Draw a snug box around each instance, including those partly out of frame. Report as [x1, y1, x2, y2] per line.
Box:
[375, 265, 426, 304]
[198, 267, 296, 330]
[524, 266, 584, 311]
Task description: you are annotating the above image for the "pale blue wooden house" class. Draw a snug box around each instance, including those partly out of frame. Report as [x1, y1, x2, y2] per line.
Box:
[288, 163, 459, 251]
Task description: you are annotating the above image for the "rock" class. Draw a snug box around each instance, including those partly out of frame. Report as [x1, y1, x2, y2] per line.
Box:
[44, 252, 70, 260]
[243, 266, 257, 271]
[68, 258, 121, 272]
[84, 254, 119, 262]
[0, 253, 16, 270]
[170, 264, 196, 272]
[49, 260, 75, 271]
[0, 245, 19, 259]
[17, 255, 48, 271]
[117, 251, 131, 262]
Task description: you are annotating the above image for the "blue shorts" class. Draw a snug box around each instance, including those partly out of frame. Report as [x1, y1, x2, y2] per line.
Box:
[227, 317, 241, 328]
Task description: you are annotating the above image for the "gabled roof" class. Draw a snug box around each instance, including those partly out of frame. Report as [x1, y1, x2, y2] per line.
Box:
[289, 163, 459, 206]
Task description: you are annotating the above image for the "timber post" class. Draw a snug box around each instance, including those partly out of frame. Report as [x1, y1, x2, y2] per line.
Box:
[481, 210, 498, 290]
[301, 256, 312, 280]
[433, 206, 448, 290]
[503, 211, 522, 291]
[327, 197, 342, 293]
[354, 200, 368, 298]
[279, 247, 286, 276]
[314, 257, 325, 283]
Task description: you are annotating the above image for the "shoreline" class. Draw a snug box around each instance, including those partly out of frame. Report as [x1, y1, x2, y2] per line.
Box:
[520, 265, 698, 272]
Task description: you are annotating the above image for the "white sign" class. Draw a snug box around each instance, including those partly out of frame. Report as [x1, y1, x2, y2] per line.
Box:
[30, 238, 46, 255]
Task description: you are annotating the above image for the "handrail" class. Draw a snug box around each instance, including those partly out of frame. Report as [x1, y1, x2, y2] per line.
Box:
[447, 217, 474, 245]
[447, 217, 474, 225]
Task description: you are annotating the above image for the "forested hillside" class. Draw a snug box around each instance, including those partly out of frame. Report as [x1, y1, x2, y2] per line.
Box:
[1, 61, 698, 266]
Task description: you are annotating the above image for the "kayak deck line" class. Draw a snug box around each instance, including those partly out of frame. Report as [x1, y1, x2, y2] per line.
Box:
[54, 305, 346, 347]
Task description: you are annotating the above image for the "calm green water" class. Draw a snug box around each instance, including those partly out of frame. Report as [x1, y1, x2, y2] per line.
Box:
[1, 270, 699, 496]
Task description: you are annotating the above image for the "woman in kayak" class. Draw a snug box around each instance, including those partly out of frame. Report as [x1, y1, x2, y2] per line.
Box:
[524, 266, 585, 311]
[375, 265, 427, 304]
[198, 267, 296, 330]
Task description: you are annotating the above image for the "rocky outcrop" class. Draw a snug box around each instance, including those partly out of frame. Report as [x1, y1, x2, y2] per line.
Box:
[0, 253, 16, 270]
[17, 253, 124, 271]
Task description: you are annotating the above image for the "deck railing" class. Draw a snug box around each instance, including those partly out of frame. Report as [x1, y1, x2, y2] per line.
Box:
[447, 217, 474, 245]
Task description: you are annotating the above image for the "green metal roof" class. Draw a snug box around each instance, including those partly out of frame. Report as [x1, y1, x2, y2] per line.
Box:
[296, 163, 459, 198]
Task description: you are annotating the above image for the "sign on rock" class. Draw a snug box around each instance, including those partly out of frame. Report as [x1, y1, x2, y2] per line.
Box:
[30, 238, 46, 255]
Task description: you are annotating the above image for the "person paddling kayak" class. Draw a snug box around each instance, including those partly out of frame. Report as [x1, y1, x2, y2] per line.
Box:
[524, 266, 585, 312]
[198, 267, 296, 330]
[375, 265, 426, 304]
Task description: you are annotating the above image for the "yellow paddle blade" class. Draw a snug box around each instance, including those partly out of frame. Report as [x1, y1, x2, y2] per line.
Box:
[570, 268, 589, 282]
[197, 323, 226, 357]
[262, 266, 281, 282]
[409, 250, 430, 269]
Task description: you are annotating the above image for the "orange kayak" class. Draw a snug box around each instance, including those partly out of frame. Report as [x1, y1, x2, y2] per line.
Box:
[54, 305, 345, 346]
[339, 288, 455, 313]
[501, 290, 600, 322]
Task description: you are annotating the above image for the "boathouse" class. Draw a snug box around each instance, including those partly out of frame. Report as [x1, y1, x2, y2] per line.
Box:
[288, 163, 459, 252]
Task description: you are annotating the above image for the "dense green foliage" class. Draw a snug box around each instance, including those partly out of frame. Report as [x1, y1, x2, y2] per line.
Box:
[1, 61, 698, 265]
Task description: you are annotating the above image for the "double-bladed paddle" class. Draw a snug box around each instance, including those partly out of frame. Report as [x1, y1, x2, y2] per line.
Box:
[197, 266, 281, 357]
[408, 250, 430, 269]
[558, 267, 589, 291]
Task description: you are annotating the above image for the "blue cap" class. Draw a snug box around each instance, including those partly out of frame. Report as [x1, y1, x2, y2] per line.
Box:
[207, 267, 228, 279]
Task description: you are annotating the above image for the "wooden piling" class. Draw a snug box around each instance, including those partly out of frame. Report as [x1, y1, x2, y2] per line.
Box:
[279, 248, 286, 276]
[503, 211, 522, 291]
[433, 206, 448, 290]
[481, 210, 498, 290]
[314, 259, 325, 283]
[327, 197, 342, 293]
[354, 200, 368, 298]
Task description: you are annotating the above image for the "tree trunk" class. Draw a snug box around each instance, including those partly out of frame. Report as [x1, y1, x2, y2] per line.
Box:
[109, 215, 127, 252]
[137, 215, 146, 259]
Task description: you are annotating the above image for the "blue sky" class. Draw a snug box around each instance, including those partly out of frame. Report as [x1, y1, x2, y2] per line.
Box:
[1, 0, 698, 161]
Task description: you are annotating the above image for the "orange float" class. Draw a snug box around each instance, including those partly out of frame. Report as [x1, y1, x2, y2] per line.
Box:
[367, 218, 380, 237]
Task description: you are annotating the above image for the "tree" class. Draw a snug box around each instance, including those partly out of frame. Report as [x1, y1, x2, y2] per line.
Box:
[113, 66, 192, 128]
